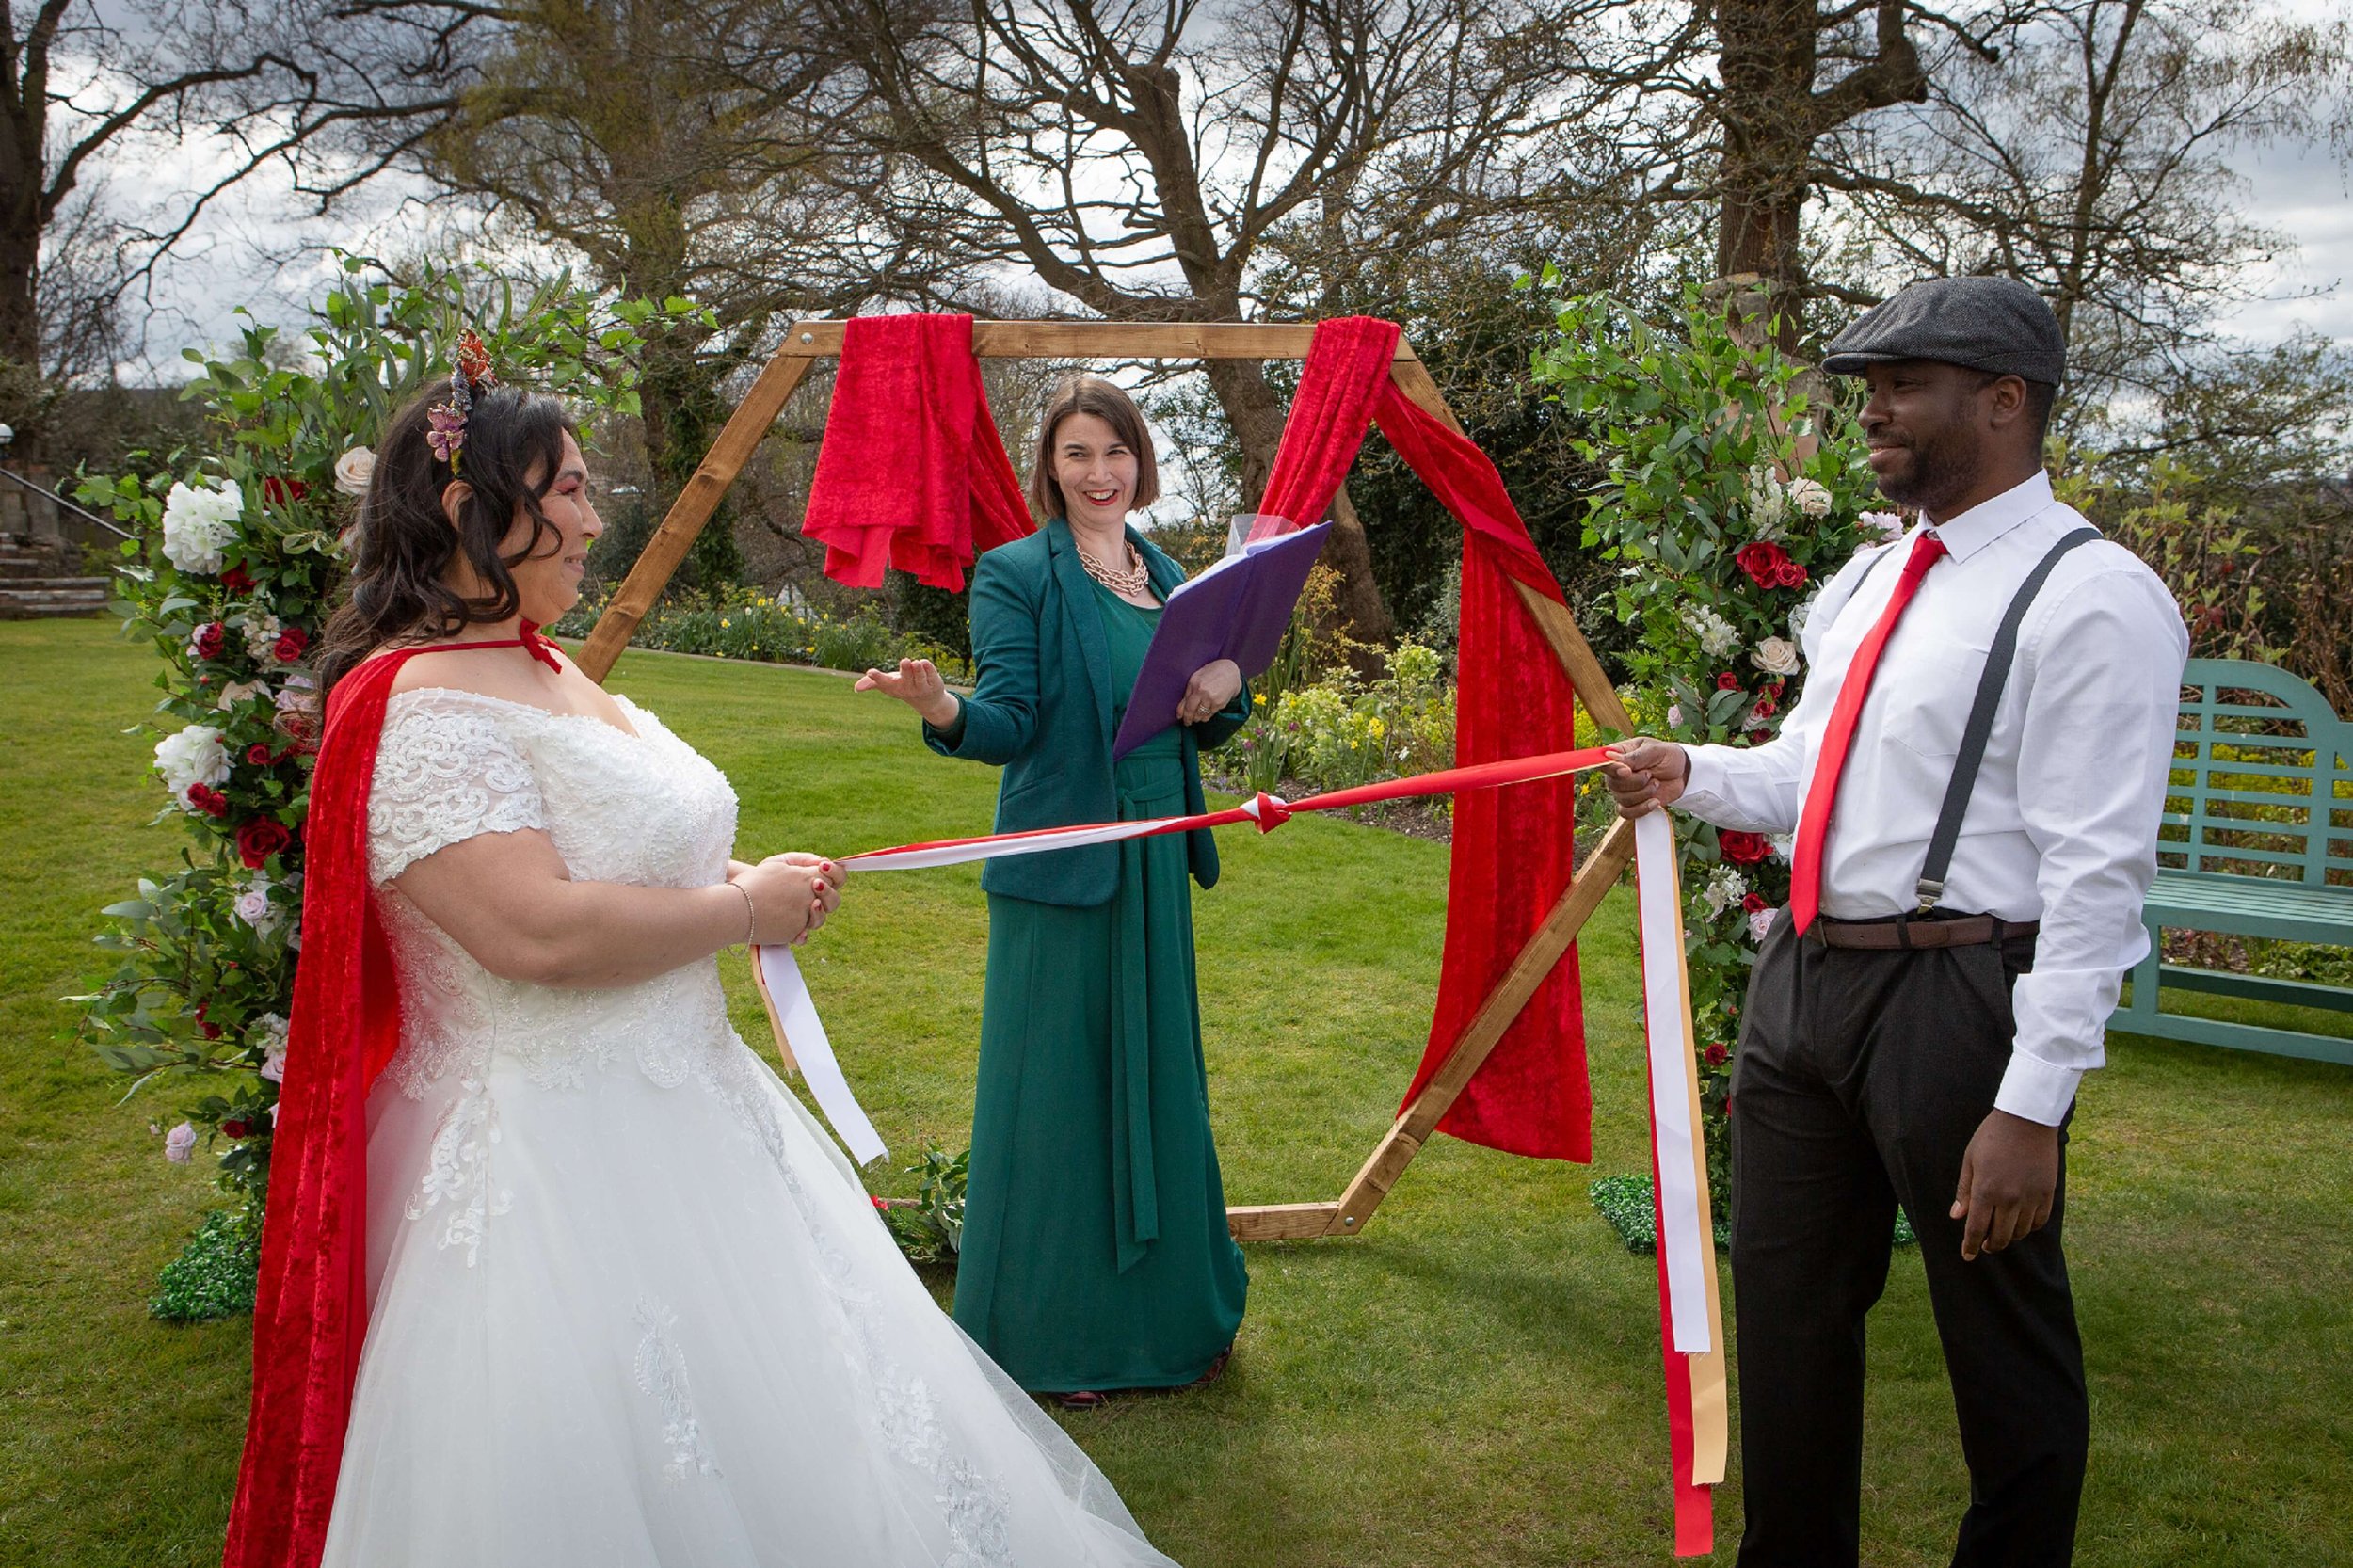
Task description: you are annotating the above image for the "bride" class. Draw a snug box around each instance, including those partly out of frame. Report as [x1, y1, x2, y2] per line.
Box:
[223, 360, 1178, 1568]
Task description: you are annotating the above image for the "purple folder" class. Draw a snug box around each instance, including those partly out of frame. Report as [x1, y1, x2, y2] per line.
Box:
[1111, 521, 1332, 760]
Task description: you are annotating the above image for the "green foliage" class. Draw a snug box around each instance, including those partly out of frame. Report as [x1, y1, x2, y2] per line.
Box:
[879, 1144, 969, 1265]
[70, 258, 670, 1240]
[1532, 286, 1885, 1204]
[149, 1209, 262, 1323]
[1218, 637, 1454, 798]
[552, 585, 971, 680]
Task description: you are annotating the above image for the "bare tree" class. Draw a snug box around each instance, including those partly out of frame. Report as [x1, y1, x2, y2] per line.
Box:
[1817, 0, 2352, 422]
[818, 0, 1609, 640]
[0, 1, 486, 454]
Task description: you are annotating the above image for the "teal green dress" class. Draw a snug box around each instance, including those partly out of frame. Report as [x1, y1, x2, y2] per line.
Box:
[951, 580, 1249, 1391]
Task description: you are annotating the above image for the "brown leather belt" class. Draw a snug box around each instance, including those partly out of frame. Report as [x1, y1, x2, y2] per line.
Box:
[1810, 915, 2039, 951]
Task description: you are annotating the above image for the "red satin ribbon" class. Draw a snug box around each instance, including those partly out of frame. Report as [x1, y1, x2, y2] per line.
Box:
[841, 746, 1615, 864]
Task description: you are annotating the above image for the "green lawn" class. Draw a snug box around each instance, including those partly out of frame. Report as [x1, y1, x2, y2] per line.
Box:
[3, 616, 2348, 1566]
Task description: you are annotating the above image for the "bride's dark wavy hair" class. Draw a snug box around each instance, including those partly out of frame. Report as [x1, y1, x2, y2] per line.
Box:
[316, 385, 576, 703]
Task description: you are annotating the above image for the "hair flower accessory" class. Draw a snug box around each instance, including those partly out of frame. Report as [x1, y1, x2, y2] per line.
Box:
[425, 328, 499, 471]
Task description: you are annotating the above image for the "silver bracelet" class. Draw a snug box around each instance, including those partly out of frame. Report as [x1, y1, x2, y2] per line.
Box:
[730, 880, 757, 947]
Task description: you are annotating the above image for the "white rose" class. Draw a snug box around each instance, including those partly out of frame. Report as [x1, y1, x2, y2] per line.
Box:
[1752, 636, 1800, 677]
[1786, 477, 1833, 518]
[159, 480, 242, 575]
[252, 1011, 290, 1079]
[153, 724, 231, 801]
[1788, 590, 1821, 643]
[334, 446, 376, 497]
[233, 873, 280, 936]
[273, 674, 316, 713]
[1666, 702, 1684, 729]
[1859, 509, 1906, 541]
[164, 1122, 198, 1163]
[216, 679, 267, 711]
[1749, 907, 1778, 944]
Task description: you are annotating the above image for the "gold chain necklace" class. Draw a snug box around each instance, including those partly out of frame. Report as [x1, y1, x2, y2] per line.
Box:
[1077, 539, 1150, 597]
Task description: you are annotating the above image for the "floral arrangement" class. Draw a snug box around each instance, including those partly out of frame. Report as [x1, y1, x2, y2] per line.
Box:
[1531, 285, 1887, 1207]
[72, 260, 692, 1309]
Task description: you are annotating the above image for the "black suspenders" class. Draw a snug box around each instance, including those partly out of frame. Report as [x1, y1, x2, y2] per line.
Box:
[1912, 525, 2104, 912]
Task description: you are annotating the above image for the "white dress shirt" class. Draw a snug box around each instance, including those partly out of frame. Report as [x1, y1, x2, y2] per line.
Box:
[1678, 471, 2189, 1125]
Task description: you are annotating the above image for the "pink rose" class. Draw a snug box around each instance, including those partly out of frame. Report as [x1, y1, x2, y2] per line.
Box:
[164, 1122, 197, 1163]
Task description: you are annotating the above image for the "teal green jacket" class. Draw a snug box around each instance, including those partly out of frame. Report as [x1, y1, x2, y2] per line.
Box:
[923, 519, 1252, 907]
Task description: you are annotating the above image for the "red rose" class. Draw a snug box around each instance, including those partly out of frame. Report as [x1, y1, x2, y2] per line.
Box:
[1715, 671, 1740, 691]
[192, 622, 226, 660]
[1753, 695, 1778, 720]
[1736, 540, 1795, 589]
[185, 783, 230, 818]
[1704, 1043, 1730, 1067]
[236, 817, 293, 869]
[1719, 829, 1771, 865]
[220, 1119, 251, 1139]
[247, 743, 274, 766]
[221, 565, 256, 595]
[273, 626, 309, 663]
[1742, 892, 1767, 913]
[1775, 557, 1810, 589]
[262, 476, 310, 505]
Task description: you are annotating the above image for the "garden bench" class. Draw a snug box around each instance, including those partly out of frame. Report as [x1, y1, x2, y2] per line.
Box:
[2115, 659, 2353, 1065]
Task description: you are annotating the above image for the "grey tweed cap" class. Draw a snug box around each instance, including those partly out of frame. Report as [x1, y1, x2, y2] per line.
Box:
[1821, 277, 2066, 385]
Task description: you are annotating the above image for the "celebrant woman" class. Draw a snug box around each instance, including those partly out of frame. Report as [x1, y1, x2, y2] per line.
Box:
[856, 374, 1251, 1405]
[226, 355, 1180, 1568]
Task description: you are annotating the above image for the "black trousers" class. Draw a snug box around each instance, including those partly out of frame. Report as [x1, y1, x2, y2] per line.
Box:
[1729, 910, 2088, 1568]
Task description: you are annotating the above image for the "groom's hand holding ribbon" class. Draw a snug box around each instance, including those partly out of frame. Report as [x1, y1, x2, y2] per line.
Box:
[1605, 739, 1689, 818]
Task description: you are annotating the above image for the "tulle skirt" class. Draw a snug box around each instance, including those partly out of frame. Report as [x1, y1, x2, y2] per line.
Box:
[320, 1020, 1176, 1568]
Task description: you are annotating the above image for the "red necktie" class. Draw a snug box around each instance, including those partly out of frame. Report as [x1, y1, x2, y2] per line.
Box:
[1788, 531, 1948, 933]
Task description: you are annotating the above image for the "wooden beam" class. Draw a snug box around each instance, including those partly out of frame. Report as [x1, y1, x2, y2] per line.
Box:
[1225, 1202, 1344, 1241]
[1322, 815, 1638, 1235]
[577, 349, 818, 682]
[769, 319, 1422, 362]
[1385, 355, 1465, 435]
[1513, 579, 1637, 735]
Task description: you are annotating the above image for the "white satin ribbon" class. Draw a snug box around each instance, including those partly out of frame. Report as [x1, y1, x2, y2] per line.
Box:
[1635, 808, 1713, 1354]
[751, 943, 888, 1166]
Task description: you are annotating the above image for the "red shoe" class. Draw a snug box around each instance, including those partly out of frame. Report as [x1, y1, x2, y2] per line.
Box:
[1052, 1389, 1109, 1410]
[1186, 1343, 1234, 1388]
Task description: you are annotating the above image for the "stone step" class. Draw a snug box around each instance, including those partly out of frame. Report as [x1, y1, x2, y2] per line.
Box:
[0, 599, 110, 620]
[2, 575, 110, 591]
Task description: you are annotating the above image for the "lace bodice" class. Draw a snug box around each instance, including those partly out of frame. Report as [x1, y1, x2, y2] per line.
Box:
[366, 687, 744, 1097]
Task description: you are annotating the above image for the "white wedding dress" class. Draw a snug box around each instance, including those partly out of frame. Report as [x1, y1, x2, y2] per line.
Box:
[320, 687, 1176, 1568]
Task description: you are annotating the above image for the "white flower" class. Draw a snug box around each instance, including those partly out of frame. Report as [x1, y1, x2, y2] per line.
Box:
[1666, 703, 1684, 728]
[273, 675, 316, 714]
[233, 872, 280, 936]
[164, 1122, 197, 1163]
[153, 724, 231, 802]
[1680, 602, 1740, 659]
[1745, 467, 1789, 540]
[1701, 865, 1749, 918]
[1749, 907, 1778, 944]
[252, 1011, 290, 1080]
[215, 679, 267, 711]
[242, 612, 283, 663]
[1786, 476, 1833, 518]
[1752, 635, 1800, 676]
[1788, 590, 1821, 643]
[160, 480, 242, 575]
[1859, 509, 1906, 541]
[333, 446, 376, 497]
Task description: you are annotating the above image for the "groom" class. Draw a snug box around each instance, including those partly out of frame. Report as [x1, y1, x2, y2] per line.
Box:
[1606, 278, 2186, 1566]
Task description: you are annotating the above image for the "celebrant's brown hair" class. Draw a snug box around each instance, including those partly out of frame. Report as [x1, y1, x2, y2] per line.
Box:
[316, 386, 576, 702]
[1028, 374, 1160, 521]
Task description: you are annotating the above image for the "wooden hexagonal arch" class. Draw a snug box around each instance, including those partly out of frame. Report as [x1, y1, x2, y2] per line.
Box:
[578, 318, 1641, 1244]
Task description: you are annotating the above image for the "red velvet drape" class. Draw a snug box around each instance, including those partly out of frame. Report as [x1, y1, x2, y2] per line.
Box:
[800, 314, 1034, 590]
[1252, 317, 1592, 1160]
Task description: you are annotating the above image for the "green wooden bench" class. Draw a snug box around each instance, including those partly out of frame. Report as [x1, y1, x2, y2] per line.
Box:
[2115, 658, 2353, 1064]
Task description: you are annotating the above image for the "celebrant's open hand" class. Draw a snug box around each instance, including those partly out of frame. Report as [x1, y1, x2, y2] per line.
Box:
[855, 658, 960, 728]
[733, 852, 844, 946]
[1178, 658, 1241, 726]
[1605, 739, 1689, 819]
[1951, 1109, 2059, 1261]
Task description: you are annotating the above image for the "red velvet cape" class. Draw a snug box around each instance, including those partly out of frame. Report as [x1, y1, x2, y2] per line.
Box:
[222, 633, 553, 1568]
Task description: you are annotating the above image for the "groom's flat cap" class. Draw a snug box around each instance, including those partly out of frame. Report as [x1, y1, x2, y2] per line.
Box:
[1821, 277, 2066, 385]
